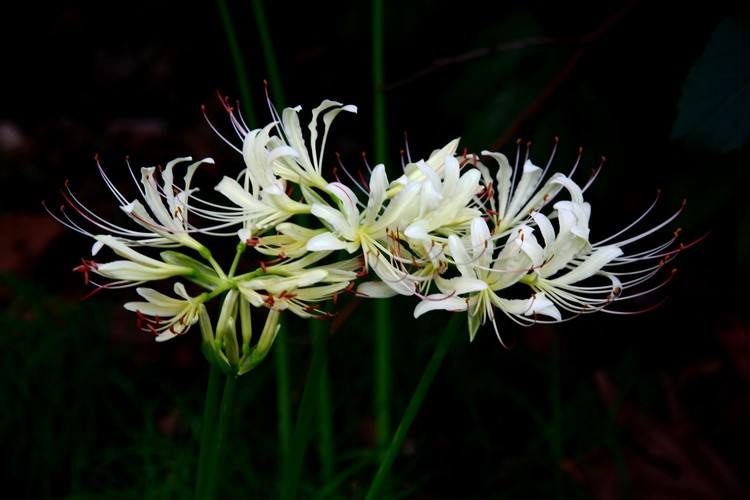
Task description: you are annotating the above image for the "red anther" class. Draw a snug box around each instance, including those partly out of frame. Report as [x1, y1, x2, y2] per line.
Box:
[73, 258, 98, 285]
[200, 104, 206, 112]
[135, 310, 147, 329]
[578, 146, 584, 154]
[681, 198, 688, 208]
[358, 169, 370, 192]
[263, 79, 269, 88]
[516, 138, 522, 145]
[673, 227, 682, 238]
[600, 155, 607, 163]
[264, 295, 275, 306]
[94, 153, 100, 162]
[245, 236, 260, 247]
[526, 141, 532, 149]
[554, 136, 560, 144]
[335, 151, 342, 160]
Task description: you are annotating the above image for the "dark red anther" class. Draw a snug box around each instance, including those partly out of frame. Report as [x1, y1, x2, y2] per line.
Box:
[73, 258, 98, 285]
[264, 295, 275, 307]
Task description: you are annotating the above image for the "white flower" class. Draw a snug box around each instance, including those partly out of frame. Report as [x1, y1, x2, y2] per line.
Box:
[191, 122, 311, 239]
[124, 282, 204, 342]
[47, 156, 215, 252]
[206, 97, 357, 191]
[305, 166, 423, 295]
[522, 192, 691, 316]
[414, 217, 561, 342]
[477, 149, 586, 234]
[76, 235, 193, 288]
[238, 269, 352, 318]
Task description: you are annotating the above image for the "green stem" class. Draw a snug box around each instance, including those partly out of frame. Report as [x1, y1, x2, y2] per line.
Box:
[550, 334, 563, 499]
[275, 325, 292, 470]
[195, 364, 221, 500]
[251, 0, 285, 107]
[217, 0, 257, 129]
[312, 320, 334, 481]
[280, 330, 327, 500]
[228, 242, 245, 278]
[365, 315, 458, 500]
[371, 0, 390, 452]
[206, 373, 238, 499]
[374, 300, 390, 449]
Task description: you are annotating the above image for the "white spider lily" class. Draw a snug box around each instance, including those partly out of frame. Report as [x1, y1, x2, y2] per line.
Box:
[305, 165, 422, 295]
[414, 218, 561, 342]
[477, 149, 592, 235]
[77, 235, 193, 287]
[520, 191, 691, 316]
[401, 155, 482, 242]
[238, 269, 351, 318]
[272, 100, 358, 189]
[124, 282, 204, 342]
[201, 122, 311, 239]
[48, 156, 216, 253]
[207, 97, 356, 191]
[387, 138, 461, 196]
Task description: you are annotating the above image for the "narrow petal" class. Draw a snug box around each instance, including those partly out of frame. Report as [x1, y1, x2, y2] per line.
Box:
[357, 281, 399, 298]
[414, 295, 467, 318]
[548, 246, 623, 286]
[306, 232, 350, 251]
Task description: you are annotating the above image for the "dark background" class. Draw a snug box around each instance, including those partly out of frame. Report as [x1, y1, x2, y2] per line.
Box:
[2, 0, 750, 498]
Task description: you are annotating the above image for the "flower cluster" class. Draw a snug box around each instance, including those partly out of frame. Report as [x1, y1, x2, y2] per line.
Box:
[48, 96, 694, 374]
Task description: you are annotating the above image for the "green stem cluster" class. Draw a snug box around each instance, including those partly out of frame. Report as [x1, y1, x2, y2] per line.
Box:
[195, 368, 237, 500]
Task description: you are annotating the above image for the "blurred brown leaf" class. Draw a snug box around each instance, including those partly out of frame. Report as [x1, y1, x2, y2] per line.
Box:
[0, 213, 63, 273]
[562, 372, 749, 500]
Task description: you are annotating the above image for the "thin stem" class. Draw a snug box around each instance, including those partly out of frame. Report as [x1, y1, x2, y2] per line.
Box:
[371, 0, 391, 452]
[195, 364, 221, 500]
[217, 0, 257, 129]
[365, 314, 459, 500]
[251, 0, 285, 108]
[550, 334, 563, 499]
[206, 373, 238, 499]
[280, 330, 327, 500]
[275, 325, 292, 470]
[228, 242, 245, 278]
[312, 320, 334, 481]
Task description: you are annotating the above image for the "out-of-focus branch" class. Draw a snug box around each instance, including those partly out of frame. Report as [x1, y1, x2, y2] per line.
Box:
[491, 0, 640, 150]
[386, 0, 639, 95]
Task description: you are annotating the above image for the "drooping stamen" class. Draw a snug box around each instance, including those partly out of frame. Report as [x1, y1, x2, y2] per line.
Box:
[404, 131, 413, 163]
[202, 104, 242, 154]
[581, 156, 605, 193]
